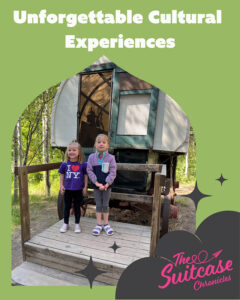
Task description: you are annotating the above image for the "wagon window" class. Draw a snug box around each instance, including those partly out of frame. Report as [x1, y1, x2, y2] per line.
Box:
[78, 72, 112, 147]
[117, 94, 151, 135]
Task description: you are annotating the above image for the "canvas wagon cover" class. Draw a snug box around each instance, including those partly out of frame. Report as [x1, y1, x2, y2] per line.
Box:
[51, 75, 79, 147]
[51, 58, 190, 153]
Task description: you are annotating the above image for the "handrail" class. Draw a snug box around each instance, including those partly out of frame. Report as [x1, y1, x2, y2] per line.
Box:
[15, 162, 162, 175]
[15, 162, 61, 175]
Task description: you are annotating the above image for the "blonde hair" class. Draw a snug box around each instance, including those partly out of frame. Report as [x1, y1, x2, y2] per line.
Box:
[65, 140, 84, 163]
[94, 134, 109, 148]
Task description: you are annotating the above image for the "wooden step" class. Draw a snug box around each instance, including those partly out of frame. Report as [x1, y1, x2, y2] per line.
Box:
[23, 216, 151, 285]
[12, 261, 107, 286]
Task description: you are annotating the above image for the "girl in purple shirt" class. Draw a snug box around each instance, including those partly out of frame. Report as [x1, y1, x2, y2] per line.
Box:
[87, 134, 117, 236]
[59, 141, 88, 233]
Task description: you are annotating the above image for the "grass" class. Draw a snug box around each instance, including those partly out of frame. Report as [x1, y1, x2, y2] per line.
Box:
[11, 175, 60, 231]
[175, 197, 189, 207]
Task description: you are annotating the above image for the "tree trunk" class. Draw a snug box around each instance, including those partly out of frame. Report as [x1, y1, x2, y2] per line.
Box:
[17, 118, 23, 166]
[42, 92, 51, 196]
[13, 125, 18, 203]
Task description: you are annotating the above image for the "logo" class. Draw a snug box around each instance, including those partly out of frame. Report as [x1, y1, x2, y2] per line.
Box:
[158, 250, 233, 291]
[72, 165, 80, 172]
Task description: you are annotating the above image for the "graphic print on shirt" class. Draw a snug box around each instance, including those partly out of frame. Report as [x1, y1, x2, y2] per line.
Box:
[65, 164, 80, 179]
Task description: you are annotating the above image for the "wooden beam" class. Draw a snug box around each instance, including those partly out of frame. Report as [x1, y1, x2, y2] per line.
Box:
[117, 163, 162, 172]
[150, 173, 163, 257]
[87, 190, 153, 204]
[15, 162, 162, 175]
[15, 162, 62, 175]
[111, 192, 152, 204]
[18, 167, 31, 260]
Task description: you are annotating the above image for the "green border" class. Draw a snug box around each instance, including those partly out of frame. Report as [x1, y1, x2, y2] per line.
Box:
[2, 0, 240, 299]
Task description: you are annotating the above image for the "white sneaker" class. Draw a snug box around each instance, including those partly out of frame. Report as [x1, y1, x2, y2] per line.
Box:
[74, 224, 81, 233]
[60, 223, 68, 233]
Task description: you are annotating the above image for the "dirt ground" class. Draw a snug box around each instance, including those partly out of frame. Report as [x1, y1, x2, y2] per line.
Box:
[11, 185, 194, 270]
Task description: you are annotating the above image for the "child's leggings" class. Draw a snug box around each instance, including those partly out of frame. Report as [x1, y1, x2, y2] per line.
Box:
[64, 190, 83, 224]
[94, 189, 111, 213]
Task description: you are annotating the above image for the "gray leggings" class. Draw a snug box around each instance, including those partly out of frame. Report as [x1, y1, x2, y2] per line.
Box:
[94, 189, 111, 213]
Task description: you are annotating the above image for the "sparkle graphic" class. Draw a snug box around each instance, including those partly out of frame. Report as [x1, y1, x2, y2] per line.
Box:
[76, 256, 105, 288]
[183, 181, 211, 209]
[216, 174, 228, 186]
[109, 241, 121, 253]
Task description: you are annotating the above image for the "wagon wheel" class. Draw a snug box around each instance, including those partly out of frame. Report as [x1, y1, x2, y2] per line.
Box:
[57, 191, 64, 220]
[160, 196, 171, 237]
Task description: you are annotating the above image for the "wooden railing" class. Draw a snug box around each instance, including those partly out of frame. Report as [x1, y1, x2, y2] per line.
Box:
[15, 162, 165, 259]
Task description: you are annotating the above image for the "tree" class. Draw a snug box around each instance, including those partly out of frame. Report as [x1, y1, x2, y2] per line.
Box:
[11, 83, 63, 199]
[17, 118, 23, 166]
[13, 124, 18, 203]
[42, 90, 51, 196]
[12, 118, 23, 203]
[21, 84, 59, 167]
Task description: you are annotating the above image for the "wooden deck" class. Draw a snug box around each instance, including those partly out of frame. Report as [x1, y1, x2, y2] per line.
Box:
[23, 216, 151, 285]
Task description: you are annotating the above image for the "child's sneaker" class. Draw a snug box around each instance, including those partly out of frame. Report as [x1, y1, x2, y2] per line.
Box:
[74, 224, 81, 233]
[103, 224, 113, 236]
[60, 223, 68, 233]
[92, 225, 102, 236]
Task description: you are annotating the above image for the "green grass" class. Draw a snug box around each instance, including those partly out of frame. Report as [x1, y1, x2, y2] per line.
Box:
[11, 175, 60, 230]
[175, 197, 189, 207]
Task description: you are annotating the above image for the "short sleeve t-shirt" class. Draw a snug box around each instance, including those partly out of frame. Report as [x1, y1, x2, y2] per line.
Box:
[58, 161, 87, 190]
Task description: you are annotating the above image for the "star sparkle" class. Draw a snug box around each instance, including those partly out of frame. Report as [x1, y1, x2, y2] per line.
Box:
[216, 174, 228, 186]
[109, 241, 121, 253]
[76, 256, 105, 288]
[183, 181, 211, 209]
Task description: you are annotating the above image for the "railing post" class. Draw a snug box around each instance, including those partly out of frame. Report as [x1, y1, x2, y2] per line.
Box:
[150, 172, 162, 257]
[18, 167, 30, 260]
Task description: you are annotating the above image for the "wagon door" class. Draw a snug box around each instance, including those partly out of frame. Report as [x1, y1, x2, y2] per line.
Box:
[110, 72, 159, 149]
[77, 71, 112, 150]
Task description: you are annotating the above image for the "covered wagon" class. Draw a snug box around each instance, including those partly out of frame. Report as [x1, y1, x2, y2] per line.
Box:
[51, 56, 190, 197]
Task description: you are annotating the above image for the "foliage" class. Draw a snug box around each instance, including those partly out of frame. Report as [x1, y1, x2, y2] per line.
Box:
[176, 132, 196, 185]
[11, 85, 64, 223]
[12, 84, 63, 167]
[11, 173, 59, 230]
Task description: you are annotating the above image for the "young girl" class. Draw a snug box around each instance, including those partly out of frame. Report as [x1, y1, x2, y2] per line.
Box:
[87, 134, 117, 236]
[58, 140, 88, 233]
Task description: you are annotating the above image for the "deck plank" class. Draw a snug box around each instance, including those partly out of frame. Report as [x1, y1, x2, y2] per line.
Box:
[40, 228, 150, 251]
[50, 217, 151, 241]
[36, 231, 149, 257]
[29, 236, 138, 265]
[50, 216, 151, 232]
